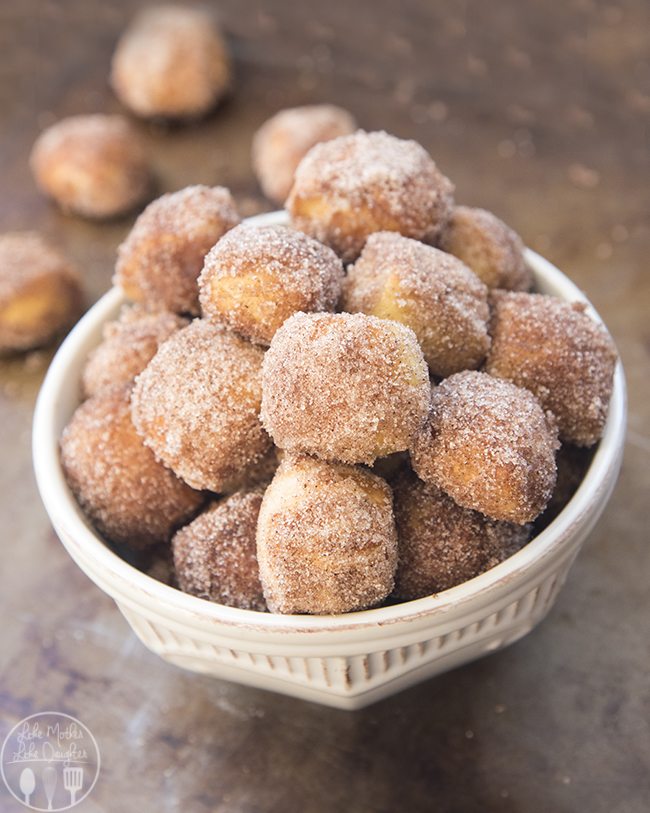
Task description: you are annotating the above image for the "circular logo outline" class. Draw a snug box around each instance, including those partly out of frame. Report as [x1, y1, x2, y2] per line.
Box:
[1, 711, 100, 811]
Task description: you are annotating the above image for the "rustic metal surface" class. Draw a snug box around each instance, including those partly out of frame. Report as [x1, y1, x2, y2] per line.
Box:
[1, 1, 648, 811]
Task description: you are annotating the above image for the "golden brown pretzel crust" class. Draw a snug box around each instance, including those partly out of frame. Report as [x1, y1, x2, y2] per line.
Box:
[115, 185, 240, 315]
[411, 371, 559, 524]
[393, 471, 530, 599]
[256, 455, 398, 614]
[486, 291, 618, 446]
[30, 115, 150, 218]
[0, 232, 83, 353]
[438, 206, 532, 291]
[199, 224, 344, 345]
[82, 305, 187, 398]
[173, 490, 267, 611]
[60, 385, 203, 548]
[261, 311, 431, 465]
[343, 231, 490, 377]
[287, 130, 454, 262]
[253, 105, 357, 204]
[111, 5, 231, 119]
[131, 319, 271, 492]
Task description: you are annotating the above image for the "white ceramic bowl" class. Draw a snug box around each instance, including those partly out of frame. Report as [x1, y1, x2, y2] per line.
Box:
[33, 211, 626, 709]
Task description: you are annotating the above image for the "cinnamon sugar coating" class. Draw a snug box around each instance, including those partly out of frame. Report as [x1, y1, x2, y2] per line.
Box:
[115, 185, 240, 315]
[287, 130, 454, 262]
[30, 114, 151, 218]
[257, 455, 398, 614]
[82, 305, 186, 398]
[411, 371, 559, 523]
[438, 206, 532, 291]
[131, 319, 271, 492]
[199, 224, 344, 345]
[393, 471, 530, 599]
[220, 445, 280, 494]
[343, 232, 490, 376]
[486, 292, 617, 446]
[173, 489, 266, 611]
[261, 312, 430, 465]
[60, 385, 203, 548]
[252, 105, 357, 204]
[0, 232, 83, 354]
[111, 5, 231, 119]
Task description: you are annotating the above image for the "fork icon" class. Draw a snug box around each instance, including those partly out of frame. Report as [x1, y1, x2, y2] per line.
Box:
[63, 766, 84, 806]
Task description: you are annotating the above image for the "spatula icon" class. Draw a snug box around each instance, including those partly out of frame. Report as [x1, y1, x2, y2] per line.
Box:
[42, 765, 58, 810]
[63, 765, 83, 806]
[19, 767, 35, 806]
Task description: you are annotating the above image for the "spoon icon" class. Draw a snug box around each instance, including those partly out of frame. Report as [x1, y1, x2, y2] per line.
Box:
[19, 767, 36, 806]
[43, 765, 58, 810]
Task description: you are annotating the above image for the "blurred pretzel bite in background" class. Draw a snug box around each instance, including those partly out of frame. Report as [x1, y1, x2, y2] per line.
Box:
[252, 104, 356, 204]
[0, 232, 83, 354]
[111, 5, 231, 120]
[30, 114, 151, 219]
